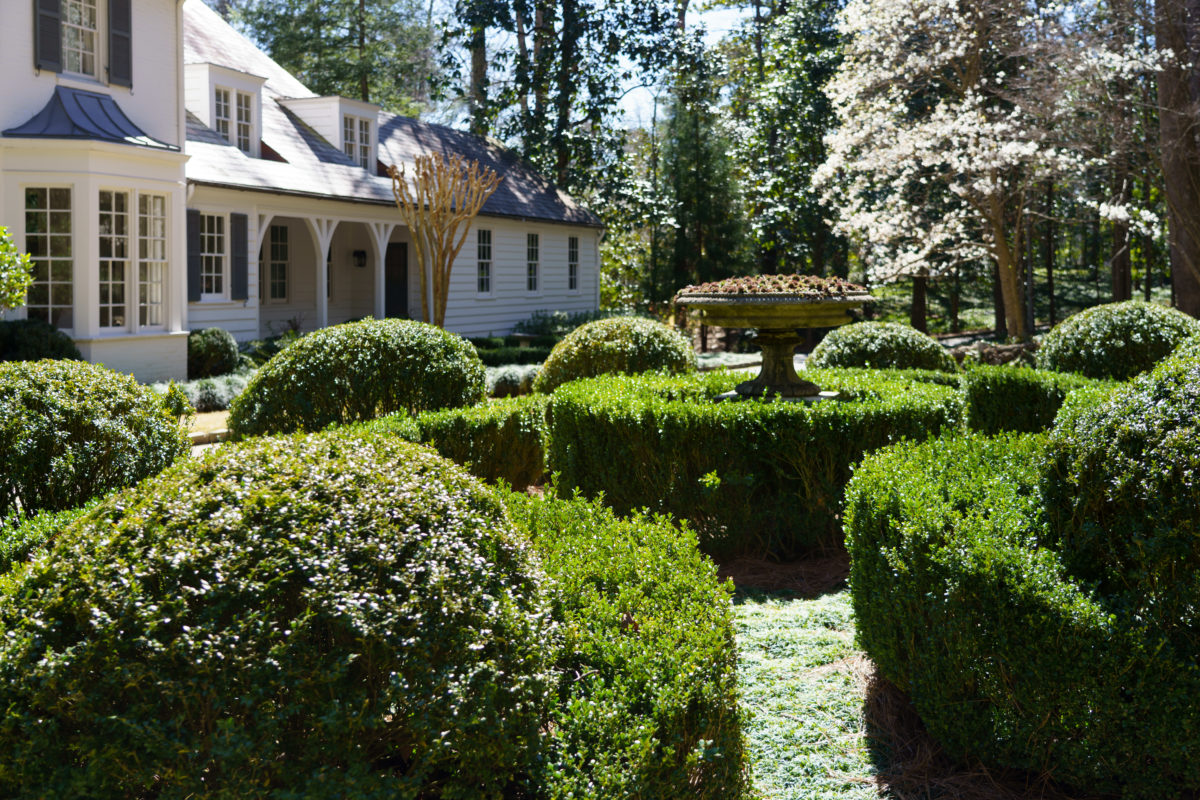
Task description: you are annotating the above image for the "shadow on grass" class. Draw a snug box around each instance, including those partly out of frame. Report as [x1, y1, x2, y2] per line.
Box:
[862, 668, 1111, 800]
[717, 544, 849, 599]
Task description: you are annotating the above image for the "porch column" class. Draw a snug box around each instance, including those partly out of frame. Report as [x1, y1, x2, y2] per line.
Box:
[367, 222, 394, 319]
[303, 217, 337, 330]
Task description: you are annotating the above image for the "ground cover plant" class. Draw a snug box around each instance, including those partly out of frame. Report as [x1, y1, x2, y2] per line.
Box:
[546, 368, 963, 558]
[1036, 300, 1200, 380]
[0, 360, 189, 521]
[0, 431, 555, 798]
[533, 316, 696, 393]
[808, 321, 958, 372]
[507, 491, 748, 798]
[845, 341, 1200, 798]
[229, 318, 485, 437]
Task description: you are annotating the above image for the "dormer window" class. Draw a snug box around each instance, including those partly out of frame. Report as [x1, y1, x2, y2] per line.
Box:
[236, 92, 253, 153]
[187, 63, 265, 157]
[214, 87, 230, 141]
[62, 0, 98, 77]
[213, 87, 253, 155]
[343, 115, 371, 169]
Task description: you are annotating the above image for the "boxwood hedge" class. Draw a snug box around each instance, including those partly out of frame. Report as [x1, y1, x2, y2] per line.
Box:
[506, 490, 747, 799]
[1035, 300, 1200, 380]
[533, 317, 695, 394]
[962, 364, 1115, 434]
[0, 318, 82, 362]
[546, 369, 963, 558]
[0, 360, 189, 521]
[808, 321, 958, 372]
[229, 318, 486, 438]
[847, 348, 1200, 797]
[0, 431, 555, 799]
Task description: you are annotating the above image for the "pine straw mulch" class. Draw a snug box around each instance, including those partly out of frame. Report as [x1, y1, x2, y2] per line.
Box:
[720, 549, 1111, 800]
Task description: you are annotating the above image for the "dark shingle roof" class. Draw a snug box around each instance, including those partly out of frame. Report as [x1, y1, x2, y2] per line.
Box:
[181, 0, 600, 227]
[3, 86, 178, 150]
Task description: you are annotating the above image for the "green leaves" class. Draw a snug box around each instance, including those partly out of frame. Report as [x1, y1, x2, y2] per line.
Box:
[0, 226, 33, 313]
[532, 317, 695, 394]
[808, 321, 959, 373]
[1036, 300, 1200, 380]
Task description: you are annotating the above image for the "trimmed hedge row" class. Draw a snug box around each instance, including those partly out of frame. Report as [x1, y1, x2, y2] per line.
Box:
[362, 395, 548, 491]
[0, 502, 95, 574]
[962, 364, 1115, 434]
[0, 432, 555, 798]
[508, 491, 747, 799]
[546, 369, 963, 558]
[477, 345, 554, 366]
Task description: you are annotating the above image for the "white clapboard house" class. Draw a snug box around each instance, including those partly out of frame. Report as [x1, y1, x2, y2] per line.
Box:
[0, 0, 602, 381]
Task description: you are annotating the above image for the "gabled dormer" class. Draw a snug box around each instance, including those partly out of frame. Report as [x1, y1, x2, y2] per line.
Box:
[184, 62, 266, 158]
[278, 96, 379, 170]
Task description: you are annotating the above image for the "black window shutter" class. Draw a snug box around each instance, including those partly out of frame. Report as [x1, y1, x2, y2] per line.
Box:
[34, 0, 62, 73]
[187, 209, 201, 303]
[230, 213, 248, 301]
[108, 0, 132, 87]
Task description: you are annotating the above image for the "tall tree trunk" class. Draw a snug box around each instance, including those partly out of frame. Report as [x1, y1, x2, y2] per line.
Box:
[989, 198, 1027, 340]
[1157, 0, 1200, 315]
[468, 26, 488, 136]
[1110, 0, 1134, 301]
[358, 0, 369, 102]
[910, 274, 928, 332]
[553, 0, 580, 186]
[1043, 182, 1056, 325]
[992, 261, 1008, 339]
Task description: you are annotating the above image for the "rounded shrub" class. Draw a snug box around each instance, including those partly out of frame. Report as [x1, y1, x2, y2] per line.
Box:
[0, 360, 188, 520]
[1035, 300, 1200, 380]
[187, 326, 239, 379]
[532, 317, 695, 394]
[807, 321, 957, 372]
[0, 318, 82, 361]
[229, 318, 486, 438]
[847, 346, 1200, 798]
[0, 431, 554, 798]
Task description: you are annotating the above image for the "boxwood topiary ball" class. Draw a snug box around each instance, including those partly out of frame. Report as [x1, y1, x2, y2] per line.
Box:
[0, 359, 188, 521]
[532, 317, 695, 394]
[0, 431, 554, 799]
[187, 326, 240, 379]
[228, 318, 486, 438]
[807, 321, 957, 372]
[0, 318, 82, 362]
[1035, 300, 1200, 380]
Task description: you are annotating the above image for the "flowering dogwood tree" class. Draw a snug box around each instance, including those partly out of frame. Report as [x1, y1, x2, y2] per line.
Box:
[815, 0, 1089, 340]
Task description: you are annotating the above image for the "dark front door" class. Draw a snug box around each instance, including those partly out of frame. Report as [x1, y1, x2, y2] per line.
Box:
[385, 242, 408, 318]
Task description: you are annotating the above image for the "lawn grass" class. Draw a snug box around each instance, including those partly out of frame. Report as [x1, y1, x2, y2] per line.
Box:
[736, 589, 879, 800]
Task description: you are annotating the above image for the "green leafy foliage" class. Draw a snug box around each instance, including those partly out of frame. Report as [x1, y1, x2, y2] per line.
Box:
[229, 318, 485, 438]
[1035, 300, 1200, 380]
[0, 502, 95, 574]
[0, 318, 83, 362]
[476, 345, 553, 366]
[846, 431, 1200, 797]
[808, 321, 958, 372]
[0, 360, 188, 521]
[545, 369, 963, 558]
[962, 364, 1115, 434]
[0, 226, 33, 312]
[187, 326, 240, 379]
[0, 431, 555, 798]
[533, 317, 696, 394]
[1043, 347, 1200, 655]
[360, 396, 549, 491]
[505, 491, 748, 799]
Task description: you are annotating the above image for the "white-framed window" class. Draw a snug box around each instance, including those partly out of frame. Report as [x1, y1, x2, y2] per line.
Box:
[62, 0, 99, 78]
[343, 115, 372, 169]
[568, 235, 580, 292]
[236, 91, 253, 154]
[200, 213, 226, 299]
[23, 187, 74, 330]
[214, 87, 231, 143]
[526, 232, 539, 292]
[477, 229, 492, 294]
[98, 190, 129, 329]
[138, 194, 167, 327]
[268, 224, 288, 302]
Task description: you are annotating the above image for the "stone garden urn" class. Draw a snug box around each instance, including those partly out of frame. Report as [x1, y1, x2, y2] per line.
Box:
[674, 274, 874, 399]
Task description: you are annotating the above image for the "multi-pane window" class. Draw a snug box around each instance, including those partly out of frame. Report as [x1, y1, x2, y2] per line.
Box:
[200, 214, 226, 297]
[236, 92, 253, 154]
[568, 236, 580, 291]
[138, 194, 167, 327]
[343, 115, 371, 169]
[526, 233, 539, 292]
[62, 0, 98, 77]
[214, 88, 231, 142]
[268, 225, 288, 302]
[98, 191, 129, 329]
[477, 229, 492, 293]
[24, 188, 73, 330]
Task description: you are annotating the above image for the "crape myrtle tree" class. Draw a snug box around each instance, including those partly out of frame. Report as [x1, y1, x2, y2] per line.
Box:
[815, 0, 1091, 340]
